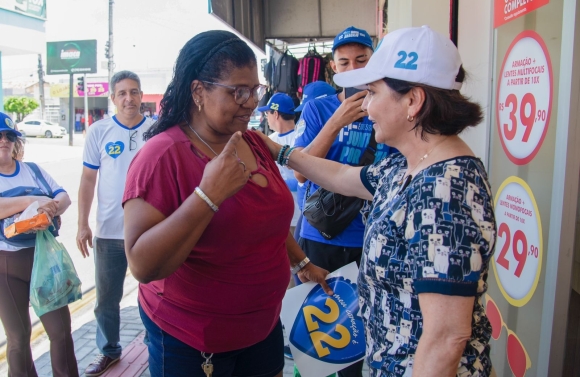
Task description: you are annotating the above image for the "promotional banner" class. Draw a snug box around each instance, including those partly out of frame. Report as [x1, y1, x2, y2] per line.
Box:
[281, 262, 365, 377]
[493, 176, 543, 307]
[0, 0, 46, 19]
[494, 0, 550, 28]
[496, 30, 553, 165]
[50, 83, 109, 98]
[47, 40, 98, 75]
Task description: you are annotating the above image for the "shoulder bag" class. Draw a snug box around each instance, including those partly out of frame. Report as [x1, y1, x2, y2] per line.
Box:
[302, 129, 377, 240]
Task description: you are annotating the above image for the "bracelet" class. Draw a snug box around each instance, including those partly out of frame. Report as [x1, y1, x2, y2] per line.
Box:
[291, 257, 310, 275]
[194, 187, 219, 212]
[282, 147, 296, 167]
[277, 145, 290, 165]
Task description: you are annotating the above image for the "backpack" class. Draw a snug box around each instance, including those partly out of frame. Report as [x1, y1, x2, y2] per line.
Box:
[273, 50, 299, 95]
[298, 48, 327, 94]
[0, 162, 61, 248]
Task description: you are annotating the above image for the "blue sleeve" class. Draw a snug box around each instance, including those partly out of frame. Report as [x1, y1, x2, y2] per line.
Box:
[294, 101, 323, 149]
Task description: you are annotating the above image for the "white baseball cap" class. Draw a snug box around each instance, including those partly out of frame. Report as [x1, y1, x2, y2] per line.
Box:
[333, 25, 463, 91]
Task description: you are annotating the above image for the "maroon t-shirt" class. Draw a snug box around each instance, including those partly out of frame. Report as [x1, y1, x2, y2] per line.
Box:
[123, 126, 293, 353]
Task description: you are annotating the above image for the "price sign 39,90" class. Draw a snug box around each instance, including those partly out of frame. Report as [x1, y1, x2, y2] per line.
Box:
[497, 30, 553, 165]
[493, 177, 543, 307]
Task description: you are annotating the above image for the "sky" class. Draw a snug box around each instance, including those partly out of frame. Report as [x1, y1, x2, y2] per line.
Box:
[3, 0, 265, 83]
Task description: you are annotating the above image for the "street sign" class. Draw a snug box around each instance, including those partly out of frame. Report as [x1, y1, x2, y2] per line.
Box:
[46, 40, 97, 75]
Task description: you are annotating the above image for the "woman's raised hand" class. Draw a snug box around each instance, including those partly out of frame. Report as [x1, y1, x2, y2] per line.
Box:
[199, 132, 252, 206]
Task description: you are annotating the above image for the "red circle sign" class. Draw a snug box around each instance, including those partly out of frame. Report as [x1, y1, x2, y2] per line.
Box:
[496, 30, 553, 165]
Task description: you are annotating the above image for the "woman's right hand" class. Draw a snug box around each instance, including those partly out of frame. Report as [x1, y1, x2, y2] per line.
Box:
[36, 198, 59, 220]
[198, 132, 252, 206]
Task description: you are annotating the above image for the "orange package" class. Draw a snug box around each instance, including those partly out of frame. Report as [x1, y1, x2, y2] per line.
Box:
[4, 213, 51, 239]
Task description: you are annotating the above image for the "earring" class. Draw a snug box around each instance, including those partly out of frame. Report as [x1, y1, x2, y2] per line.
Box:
[195, 99, 202, 112]
[407, 115, 415, 122]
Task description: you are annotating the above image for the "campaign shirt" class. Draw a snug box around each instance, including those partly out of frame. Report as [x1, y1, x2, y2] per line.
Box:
[358, 154, 495, 376]
[0, 161, 65, 251]
[123, 126, 293, 353]
[269, 129, 300, 226]
[294, 94, 397, 247]
[83, 115, 154, 239]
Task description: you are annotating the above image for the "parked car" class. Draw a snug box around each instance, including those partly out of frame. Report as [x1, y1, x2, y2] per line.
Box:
[17, 119, 67, 138]
[248, 109, 262, 130]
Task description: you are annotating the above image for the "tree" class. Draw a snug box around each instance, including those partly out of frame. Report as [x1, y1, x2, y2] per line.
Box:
[4, 96, 39, 122]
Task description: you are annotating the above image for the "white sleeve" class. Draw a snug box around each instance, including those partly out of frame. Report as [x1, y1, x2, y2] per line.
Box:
[37, 165, 65, 195]
[83, 125, 101, 169]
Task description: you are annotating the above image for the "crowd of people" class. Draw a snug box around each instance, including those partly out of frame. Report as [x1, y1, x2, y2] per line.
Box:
[0, 24, 496, 377]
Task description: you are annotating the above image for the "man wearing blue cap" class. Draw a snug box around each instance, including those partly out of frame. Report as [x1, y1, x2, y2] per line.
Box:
[293, 27, 397, 377]
[293, 81, 336, 238]
[258, 93, 298, 190]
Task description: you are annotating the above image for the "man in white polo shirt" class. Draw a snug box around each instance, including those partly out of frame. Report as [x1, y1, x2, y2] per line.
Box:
[76, 70, 154, 376]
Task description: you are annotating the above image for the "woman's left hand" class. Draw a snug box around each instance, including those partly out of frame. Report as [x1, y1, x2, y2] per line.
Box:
[297, 263, 334, 295]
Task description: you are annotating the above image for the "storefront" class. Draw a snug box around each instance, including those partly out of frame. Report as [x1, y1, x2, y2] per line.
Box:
[211, 0, 580, 375]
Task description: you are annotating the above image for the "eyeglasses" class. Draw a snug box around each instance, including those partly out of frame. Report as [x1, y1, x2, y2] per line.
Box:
[129, 130, 138, 151]
[485, 294, 531, 377]
[0, 132, 17, 142]
[201, 81, 267, 105]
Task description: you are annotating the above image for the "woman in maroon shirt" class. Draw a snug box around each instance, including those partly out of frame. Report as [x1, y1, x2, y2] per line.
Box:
[122, 30, 332, 377]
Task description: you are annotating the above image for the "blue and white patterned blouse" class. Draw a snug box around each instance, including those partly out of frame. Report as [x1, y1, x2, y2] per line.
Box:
[358, 153, 496, 377]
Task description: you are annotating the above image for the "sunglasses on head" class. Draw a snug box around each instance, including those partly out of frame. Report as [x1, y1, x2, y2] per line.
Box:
[0, 132, 17, 142]
[485, 294, 531, 377]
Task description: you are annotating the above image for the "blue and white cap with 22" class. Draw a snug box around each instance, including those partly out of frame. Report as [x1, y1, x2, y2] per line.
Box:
[333, 25, 463, 91]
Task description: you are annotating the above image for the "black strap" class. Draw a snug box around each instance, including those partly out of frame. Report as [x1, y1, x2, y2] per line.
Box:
[25, 162, 53, 197]
[357, 128, 377, 166]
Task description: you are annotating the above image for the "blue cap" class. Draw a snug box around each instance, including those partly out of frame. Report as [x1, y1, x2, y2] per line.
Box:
[332, 26, 374, 52]
[257, 93, 295, 115]
[295, 82, 337, 112]
[0, 112, 21, 137]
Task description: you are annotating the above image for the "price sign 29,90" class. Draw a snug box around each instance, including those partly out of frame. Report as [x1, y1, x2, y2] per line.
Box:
[493, 177, 543, 307]
[496, 30, 553, 165]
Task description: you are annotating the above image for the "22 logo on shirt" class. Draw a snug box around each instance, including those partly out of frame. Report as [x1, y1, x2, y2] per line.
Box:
[105, 141, 125, 159]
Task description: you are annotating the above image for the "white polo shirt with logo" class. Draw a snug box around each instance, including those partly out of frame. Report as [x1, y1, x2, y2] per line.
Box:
[83, 115, 154, 239]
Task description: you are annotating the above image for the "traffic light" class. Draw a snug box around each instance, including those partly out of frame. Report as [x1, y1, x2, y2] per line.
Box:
[77, 76, 85, 92]
[105, 41, 110, 59]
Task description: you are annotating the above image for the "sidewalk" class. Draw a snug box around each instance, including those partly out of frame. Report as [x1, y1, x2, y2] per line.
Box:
[0, 273, 367, 377]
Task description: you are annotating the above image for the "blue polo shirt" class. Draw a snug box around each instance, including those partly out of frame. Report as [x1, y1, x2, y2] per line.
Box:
[294, 94, 396, 247]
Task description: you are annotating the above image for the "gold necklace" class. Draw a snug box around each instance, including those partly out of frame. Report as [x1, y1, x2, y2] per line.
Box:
[398, 137, 449, 186]
[184, 117, 251, 177]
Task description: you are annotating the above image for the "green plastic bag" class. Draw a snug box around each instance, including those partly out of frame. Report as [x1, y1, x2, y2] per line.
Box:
[30, 230, 82, 317]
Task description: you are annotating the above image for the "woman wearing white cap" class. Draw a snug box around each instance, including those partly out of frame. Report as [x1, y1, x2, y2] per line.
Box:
[261, 26, 495, 377]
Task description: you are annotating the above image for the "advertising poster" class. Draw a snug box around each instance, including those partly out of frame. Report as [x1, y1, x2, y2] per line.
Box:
[494, 0, 550, 28]
[496, 30, 553, 165]
[492, 176, 543, 307]
[47, 40, 98, 75]
[281, 262, 365, 377]
[50, 83, 109, 98]
[0, 0, 46, 19]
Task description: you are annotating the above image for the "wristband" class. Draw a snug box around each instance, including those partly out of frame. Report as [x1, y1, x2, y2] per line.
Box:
[291, 257, 310, 275]
[277, 145, 290, 165]
[194, 187, 219, 212]
[282, 147, 296, 167]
